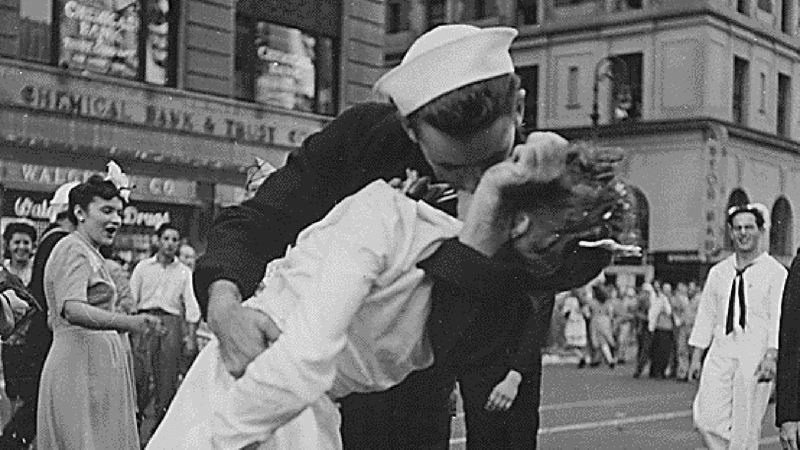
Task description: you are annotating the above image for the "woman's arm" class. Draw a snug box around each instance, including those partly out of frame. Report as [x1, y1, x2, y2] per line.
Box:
[62, 300, 145, 333]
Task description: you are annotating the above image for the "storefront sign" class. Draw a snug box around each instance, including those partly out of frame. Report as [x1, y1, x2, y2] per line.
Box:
[13, 196, 56, 221]
[666, 252, 702, 263]
[20, 85, 132, 122]
[59, 0, 140, 79]
[122, 205, 170, 228]
[6, 70, 322, 148]
[0, 161, 200, 205]
[6, 191, 178, 230]
[702, 127, 728, 262]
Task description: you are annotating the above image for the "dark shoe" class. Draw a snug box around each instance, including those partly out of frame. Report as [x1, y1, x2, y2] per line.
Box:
[577, 360, 587, 369]
[617, 359, 626, 365]
[609, 362, 616, 369]
[633, 370, 641, 379]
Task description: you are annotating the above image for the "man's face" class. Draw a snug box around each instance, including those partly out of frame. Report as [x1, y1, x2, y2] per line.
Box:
[413, 115, 518, 193]
[178, 245, 196, 271]
[729, 212, 761, 253]
[662, 283, 672, 296]
[159, 229, 180, 258]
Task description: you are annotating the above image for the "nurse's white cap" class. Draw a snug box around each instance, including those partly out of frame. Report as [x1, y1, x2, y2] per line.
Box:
[374, 25, 518, 117]
[51, 181, 80, 207]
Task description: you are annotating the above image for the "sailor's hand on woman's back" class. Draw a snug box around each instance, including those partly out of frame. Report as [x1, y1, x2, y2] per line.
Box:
[208, 279, 283, 378]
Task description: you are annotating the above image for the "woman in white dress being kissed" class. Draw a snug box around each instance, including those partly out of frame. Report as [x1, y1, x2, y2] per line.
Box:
[147, 137, 635, 450]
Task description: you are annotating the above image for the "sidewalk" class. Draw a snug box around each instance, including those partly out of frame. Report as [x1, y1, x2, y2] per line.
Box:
[542, 353, 580, 366]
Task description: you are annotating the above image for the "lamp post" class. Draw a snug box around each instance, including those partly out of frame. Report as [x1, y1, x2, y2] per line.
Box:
[591, 55, 631, 141]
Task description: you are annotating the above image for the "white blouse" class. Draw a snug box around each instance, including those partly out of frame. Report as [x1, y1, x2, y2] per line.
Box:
[147, 180, 462, 450]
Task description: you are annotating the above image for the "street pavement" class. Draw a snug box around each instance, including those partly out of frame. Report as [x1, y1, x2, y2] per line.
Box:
[449, 361, 782, 449]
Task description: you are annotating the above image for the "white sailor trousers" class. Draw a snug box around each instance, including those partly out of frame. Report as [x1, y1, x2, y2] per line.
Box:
[693, 351, 772, 450]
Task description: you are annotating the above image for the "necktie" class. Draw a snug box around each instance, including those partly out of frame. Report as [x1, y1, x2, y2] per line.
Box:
[726, 264, 751, 334]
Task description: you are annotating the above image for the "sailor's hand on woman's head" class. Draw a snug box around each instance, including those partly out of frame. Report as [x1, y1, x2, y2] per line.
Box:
[506, 141, 633, 275]
[476, 132, 570, 195]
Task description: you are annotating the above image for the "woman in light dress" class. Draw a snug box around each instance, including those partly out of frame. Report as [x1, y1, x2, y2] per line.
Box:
[561, 288, 589, 365]
[587, 285, 618, 368]
[36, 173, 163, 449]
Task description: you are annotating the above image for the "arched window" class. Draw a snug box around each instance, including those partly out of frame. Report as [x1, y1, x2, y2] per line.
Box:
[725, 188, 750, 251]
[770, 197, 793, 256]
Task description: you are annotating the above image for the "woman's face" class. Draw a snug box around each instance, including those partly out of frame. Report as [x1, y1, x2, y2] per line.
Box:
[75, 196, 123, 247]
[7, 232, 33, 264]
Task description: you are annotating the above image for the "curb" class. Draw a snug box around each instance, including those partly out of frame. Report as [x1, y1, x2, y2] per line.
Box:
[542, 354, 581, 366]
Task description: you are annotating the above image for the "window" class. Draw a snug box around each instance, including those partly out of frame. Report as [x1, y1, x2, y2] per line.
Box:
[56, 0, 179, 86]
[737, 0, 749, 14]
[517, 65, 539, 129]
[567, 66, 580, 107]
[386, 0, 410, 34]
[554, 0, 595, 6]
[464, 0, 496, 20]
[517, 0, 538, 25]
[770, 197, 794, 256]
[18, 0, 53, 63]
[732, 57, 749, 125]
[144, 0, 177, 85]
[610, 52, 643, 122]
[781, 0, 793, 33]
[427, 0, 446, 29]
[777, 73, 791, 136]
[758, 0, 772, 12]
[615, 0, 643, 10]
[759, 72, 767, 114]
[235, 18, 337, 116]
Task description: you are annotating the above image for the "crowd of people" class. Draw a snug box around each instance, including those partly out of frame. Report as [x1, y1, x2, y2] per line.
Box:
[0, 170, 204, 449]
[558, 279, 703, 380]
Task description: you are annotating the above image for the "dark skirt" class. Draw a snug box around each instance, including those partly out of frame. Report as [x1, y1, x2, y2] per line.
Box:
[2, 344, 44, 400]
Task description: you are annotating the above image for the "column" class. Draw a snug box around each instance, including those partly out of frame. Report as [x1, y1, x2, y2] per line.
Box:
[410, 0, 427, 36]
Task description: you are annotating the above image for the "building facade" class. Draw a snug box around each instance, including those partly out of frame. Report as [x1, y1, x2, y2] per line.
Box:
[383, 0, 800, 285]
[0, 0, 385, 266]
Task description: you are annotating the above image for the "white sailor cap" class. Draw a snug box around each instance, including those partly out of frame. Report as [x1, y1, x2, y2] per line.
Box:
[374, 25, 518, 117]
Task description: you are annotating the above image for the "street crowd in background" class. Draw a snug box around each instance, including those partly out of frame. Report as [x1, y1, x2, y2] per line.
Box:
[0, 174, 206, 449]
[553, 278, 703, 381]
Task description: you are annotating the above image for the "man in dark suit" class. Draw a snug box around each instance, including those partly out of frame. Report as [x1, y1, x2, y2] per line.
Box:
[195, 24, 616, 449]
[778, 251, 800, 450]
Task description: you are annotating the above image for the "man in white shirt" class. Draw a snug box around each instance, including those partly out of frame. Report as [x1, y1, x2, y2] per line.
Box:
[130, 222, 201, 426]
[688, 203, 787, 449]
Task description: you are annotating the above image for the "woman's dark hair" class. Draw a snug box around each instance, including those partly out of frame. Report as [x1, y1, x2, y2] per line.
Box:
[68, 175, 125, 225]
[405, 73, 521, 137]
[3, 222, 37, 245]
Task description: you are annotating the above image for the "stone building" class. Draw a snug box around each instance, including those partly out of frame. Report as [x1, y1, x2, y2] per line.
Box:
[384, 0, 800, 284]
[0, 0, 385, 265]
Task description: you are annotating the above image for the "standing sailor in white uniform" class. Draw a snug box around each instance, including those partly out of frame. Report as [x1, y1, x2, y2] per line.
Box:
[688, 203, 788, 449]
